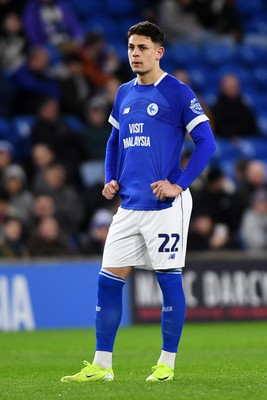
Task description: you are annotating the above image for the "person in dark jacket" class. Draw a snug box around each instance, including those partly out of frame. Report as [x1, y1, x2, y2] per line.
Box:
[212, 74, 259, 139]
[13, 47, 62, 114]
[27, 216, 75, 257]
[23, 0, 84, 48]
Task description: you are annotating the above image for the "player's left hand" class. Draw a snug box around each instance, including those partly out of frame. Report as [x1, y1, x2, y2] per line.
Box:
[151, 179, 183, 200]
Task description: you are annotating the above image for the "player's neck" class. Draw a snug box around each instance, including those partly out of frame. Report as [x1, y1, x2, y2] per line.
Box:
[137, 68, 165, 86]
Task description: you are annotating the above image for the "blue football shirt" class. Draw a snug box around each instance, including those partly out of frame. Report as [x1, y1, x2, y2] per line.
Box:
[107, 72, 215, 210]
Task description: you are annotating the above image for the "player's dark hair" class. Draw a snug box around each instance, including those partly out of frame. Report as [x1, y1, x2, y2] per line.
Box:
[128, 21, 165, 46]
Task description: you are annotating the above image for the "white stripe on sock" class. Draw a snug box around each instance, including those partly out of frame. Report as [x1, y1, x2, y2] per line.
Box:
[93, 351, 113, 369]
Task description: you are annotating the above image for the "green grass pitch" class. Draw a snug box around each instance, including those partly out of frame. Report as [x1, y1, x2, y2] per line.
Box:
[1, 322, 267, 400]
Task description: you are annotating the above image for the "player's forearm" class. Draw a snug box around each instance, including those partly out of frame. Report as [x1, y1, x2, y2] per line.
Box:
[176, 122, 216, 190]
[105, 127, 119, 183]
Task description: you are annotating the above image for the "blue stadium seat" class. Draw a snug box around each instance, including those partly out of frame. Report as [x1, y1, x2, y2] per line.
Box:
[202, 43, 237, 67]
[244, 91, 267, 117]
[211, 137, 267, 179]
[242, 89, 267, 112]
[253, 67, 267, 91]
[12, 116, 35, 138]
[108, 36, 129, 60]
[243, 15, 267, 35]
[201, 89, 218, 107]
[257, 112, 267, 137]
[218, 65, 253, 92]
[65, 0, 101, 20]
[236, 0, 266, 18]
[118, 17, 143, 39]
[169, 43, 201, 68]
[187, 64, 218, 92]
[83, 15, 117, 38]
[239, 137, 267, 158]
[216, 158, 238, 179]
[12, 116, 36, 160]
[105, 0, 135, 17]
[212, 138, 241, 163]
[0, 118, 11, 140]
[64, 115, 84, 132]
[107, 17, 139, 61]
[238, 43, 267, 66]
[80, 160, 105, 188]
[182, 139, 195, 154]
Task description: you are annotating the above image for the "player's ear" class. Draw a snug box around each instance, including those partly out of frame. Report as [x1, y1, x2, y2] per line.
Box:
[156, 46, 165, 60]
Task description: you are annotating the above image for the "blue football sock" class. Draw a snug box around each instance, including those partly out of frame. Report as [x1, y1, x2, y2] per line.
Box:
[156, 270, 186, 353]
[95, 270, 125, 352]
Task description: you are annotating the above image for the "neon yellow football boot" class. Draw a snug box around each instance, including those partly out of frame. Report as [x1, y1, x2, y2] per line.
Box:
[146, 363, 174, 382]
[61, 360, 114, 382]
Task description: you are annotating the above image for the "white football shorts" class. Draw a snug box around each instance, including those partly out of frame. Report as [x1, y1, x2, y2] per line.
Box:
[102, 189, 192, 270]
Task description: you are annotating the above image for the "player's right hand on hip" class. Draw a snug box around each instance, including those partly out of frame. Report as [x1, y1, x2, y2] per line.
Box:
[102, 180, 119, 200]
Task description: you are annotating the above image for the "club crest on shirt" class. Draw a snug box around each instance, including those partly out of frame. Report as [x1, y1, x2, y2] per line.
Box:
[189, 98, 203, 114]
[147, 103, 158, 116]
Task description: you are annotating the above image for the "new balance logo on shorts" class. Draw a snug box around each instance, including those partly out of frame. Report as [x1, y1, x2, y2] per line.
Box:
[168, 253, 176, 260]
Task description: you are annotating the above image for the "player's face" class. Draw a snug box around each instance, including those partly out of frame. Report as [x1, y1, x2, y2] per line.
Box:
[128, 34, 163, 77]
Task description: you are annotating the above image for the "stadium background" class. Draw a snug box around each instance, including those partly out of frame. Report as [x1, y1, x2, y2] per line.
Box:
[0, 0, 267, 332]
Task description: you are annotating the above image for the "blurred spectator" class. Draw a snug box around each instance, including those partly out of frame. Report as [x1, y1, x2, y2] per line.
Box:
[233, 158, 250, 188]
[22, 0, 84, 49]
[156, 0, 241, 44]
[0, 188, 20, 235]
[30, 193, 56, 226]
[30, 97, 84, 180]
[103, 76, 125, 114]
[0, 216, 29, 258]
[187, 214, 229, 251]
[2, 164, 33, 224]
[83, 181, 120, 227]
[156, 0, 212, 43]
[235, 159, 267, 211]
[0, 141, 14, 181]
[58, 52, 92, 117]
[139, 0, 162, 24]
[0, 0, 27, 25]
[192, 167, 240, 248]
[0, 0, 265, 258]
[193, 0, 242, 42]
[35, 162, 85, 235]
[0, 12, 28, 73]
[27, 216, 75, 256]
[79, 96, 110, 189]
[12, 46, 62, 114]
[103, 48, 132, 84]
[81, 96, 110, 160]
[27, 143, 56, 190]
[79, 31, 112, 90]
[240, 189, 267, 251]
[212, 74, 259, 139]
[0, 74, 16, 116]
[79, 208, 113, 255]
[187, 214, 213, 251]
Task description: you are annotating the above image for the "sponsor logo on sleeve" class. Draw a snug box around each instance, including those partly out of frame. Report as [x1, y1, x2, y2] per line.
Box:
[189, 98, 203, 115]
